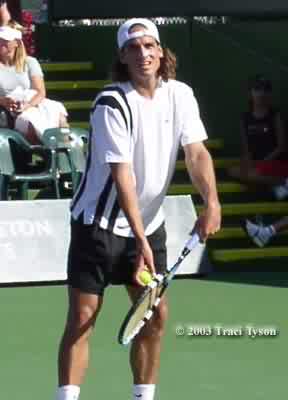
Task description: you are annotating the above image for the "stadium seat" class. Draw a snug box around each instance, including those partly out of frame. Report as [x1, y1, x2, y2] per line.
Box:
[41, 127, 88, 192]
[0, 129, 60, 200]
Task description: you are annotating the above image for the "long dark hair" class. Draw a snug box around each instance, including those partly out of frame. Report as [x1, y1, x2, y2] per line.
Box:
[111, 47, 177, 82]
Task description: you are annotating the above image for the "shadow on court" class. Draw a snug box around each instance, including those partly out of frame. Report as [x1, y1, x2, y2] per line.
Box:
[177, 269, 288, 288]
[175, 250, 288, 288]
[201, 271, 288, 288]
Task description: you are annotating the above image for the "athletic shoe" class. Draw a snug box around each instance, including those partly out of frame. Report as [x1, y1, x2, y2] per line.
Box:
[273, 179, 288, 200]
[243, 219, 272, 247]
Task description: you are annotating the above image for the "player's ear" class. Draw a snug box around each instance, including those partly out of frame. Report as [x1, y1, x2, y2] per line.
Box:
[158, 45, 164, 58]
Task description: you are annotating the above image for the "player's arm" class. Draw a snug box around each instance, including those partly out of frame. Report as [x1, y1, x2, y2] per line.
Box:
[91, 100, 154, 283]
[184, 141, 221, 241]
[179, 84, 221, 240]
[110, 162, 156, 280]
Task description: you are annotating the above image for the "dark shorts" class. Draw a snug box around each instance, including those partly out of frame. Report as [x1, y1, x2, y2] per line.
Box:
[67, 220, 167, 296]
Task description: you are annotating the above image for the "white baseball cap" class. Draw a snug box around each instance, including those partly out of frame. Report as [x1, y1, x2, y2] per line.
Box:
[117, 18, 160, 49]
[0, 26, 22, 41]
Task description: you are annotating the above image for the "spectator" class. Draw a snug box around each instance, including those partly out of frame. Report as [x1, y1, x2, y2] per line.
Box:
[0, 1, 34, 55]
[0, 1, 11, 26]
[0, 25, 69, 144]
[229, 75, 288, 196]
[244, 216, 288, 247]
[0, 0, 21, 25]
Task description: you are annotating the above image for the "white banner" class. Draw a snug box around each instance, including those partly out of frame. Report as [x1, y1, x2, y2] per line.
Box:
[164, 195, 209, 275]
[0, 196, 210, 283]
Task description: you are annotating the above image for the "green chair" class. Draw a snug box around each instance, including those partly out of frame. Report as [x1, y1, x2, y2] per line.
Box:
[41, 127, 88, 193]
[66, 127, 88, 176]
[67, 127, 89, 146]
[0, 128, 60, 200]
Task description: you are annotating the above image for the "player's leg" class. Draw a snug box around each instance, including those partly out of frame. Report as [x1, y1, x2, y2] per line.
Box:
[128, 287, 168, 381]
[55, 221, 109, 400]
[57, 288, 103, 386]
[127, 287, 168, 400]
[125, 223, 168, 400]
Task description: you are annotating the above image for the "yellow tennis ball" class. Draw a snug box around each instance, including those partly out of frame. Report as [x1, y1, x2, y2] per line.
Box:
[139, 270, 153, 285]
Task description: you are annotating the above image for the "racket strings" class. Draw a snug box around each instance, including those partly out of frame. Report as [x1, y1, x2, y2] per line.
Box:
[118, 232, 200, 345]
[120, 284, 164, 345]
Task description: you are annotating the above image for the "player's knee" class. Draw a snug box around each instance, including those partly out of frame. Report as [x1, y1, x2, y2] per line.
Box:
[76, 304, 98, 327]
[66, 304, 97, 338]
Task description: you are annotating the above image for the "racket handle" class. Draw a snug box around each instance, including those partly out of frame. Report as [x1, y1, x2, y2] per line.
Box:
[183, 232, 201, 252]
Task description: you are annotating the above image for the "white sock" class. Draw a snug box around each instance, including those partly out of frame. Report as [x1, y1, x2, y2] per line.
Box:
[133, 384, 156, 400]
[55, 385, 80, 400]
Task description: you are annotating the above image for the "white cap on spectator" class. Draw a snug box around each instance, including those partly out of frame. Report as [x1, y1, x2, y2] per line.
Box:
[0, 26, 22, 41]
[117, 18, 160, 49]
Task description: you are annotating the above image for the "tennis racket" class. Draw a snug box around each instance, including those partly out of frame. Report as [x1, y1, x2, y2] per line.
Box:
[118, 229, 201, 345]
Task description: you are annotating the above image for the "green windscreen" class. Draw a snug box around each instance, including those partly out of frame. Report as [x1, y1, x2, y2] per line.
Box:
[49, 0, 288, 19]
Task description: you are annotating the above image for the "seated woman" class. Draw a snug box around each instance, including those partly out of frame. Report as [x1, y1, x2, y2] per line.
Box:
[229, 75, 288, 192]
[0, 25, 68, 144]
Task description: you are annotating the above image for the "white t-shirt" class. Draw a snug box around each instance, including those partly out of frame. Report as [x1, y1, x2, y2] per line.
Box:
[0, 56, 43, 97]
[71, 79, 207, 237]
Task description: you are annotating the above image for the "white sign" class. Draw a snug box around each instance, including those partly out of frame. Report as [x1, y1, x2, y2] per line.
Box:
[0, 196, 210, 283]
[164, 195, 209, 275]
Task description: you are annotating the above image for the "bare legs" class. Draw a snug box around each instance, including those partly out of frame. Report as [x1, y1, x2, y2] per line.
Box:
[58, 288, 103, 386]
[126, 286, 168, 384]
[57, 285, 168, 389]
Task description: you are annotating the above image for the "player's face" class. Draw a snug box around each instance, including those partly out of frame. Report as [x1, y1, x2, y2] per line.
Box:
[120, 35, 163, 82]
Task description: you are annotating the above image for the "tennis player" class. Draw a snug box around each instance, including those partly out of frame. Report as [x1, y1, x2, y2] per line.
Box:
[55, 18, 221, 400]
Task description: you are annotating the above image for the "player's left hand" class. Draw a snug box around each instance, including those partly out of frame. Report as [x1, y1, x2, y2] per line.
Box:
[195, 202, 221, 242]
[133, 237, 155, 286]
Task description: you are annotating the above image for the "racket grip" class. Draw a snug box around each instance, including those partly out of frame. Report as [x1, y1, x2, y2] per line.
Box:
[184, 232, 201, 251]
